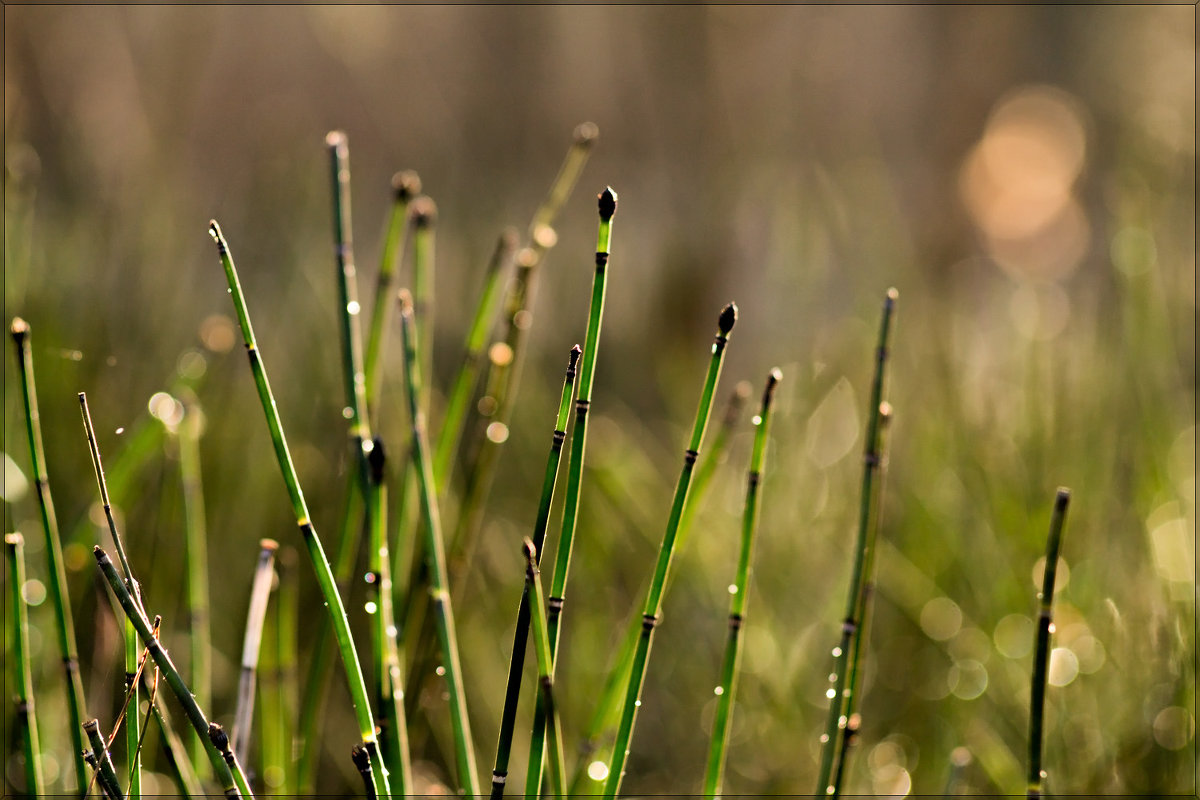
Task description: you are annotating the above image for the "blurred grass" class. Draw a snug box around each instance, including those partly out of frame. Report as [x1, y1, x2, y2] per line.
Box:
[3, 5, 1196, 797]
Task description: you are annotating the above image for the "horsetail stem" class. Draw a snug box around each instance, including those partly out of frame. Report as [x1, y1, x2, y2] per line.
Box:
[10, 318, 90, 792]
[602, 301, 737, 800]
[93, 546, 246, 797]
[397, 289, 481, 797]
[208, 219, 387, 798]
[568, 380, 753, 797]
[84, 718, 123, 800]
[209, 723, 254, 800]
[703, 368, 781, 799]
[79, 391, 143, 799]
[523, 539, 567, 800]
[433, 228, 520, 492]
[490, 344, 580, 800]
[6, 533, 44, 797]
[411, 195, 438, 415]
[366, 441, 413, 796]
[260, 546, 296, 796]
[233, 539, 279, 764]
[455, 124, 597, 566]
[831, 401, 894, 793]
[176, 392, 213, 774]
[147, 695, 205, 797]
[1028, 488, 1071, 799]
[527, 188, 616, 799]
[365, 169, 421, 410]
[815, 288, 898, 799]
[352, 744, 378, 800]
[328, 131, 370, 442]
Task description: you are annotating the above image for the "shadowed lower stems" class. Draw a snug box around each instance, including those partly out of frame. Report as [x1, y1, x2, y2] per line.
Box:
[352, 745, 378, 800]
[209, 219, 386, 799]
[6, 533, 44, 797]
[1028, 489, 1071, 799]
[490, 345, 580, 800]
[209, 723, 254, 800]
[10, 318, 90, 792]
[703, 368, 781, 799]
[527, 188, 616, 799]
[815, 288, 898, 799]
[397, 290, 481, 797]
[523, 539, 567, 800]
[94, 547, 246, 797]
[602, 302, 738, 800]
[84, 718, 123, 800]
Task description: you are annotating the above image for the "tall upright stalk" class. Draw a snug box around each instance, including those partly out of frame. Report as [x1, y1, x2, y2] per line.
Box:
[397, 290, 481, 797]
[208, 219, 386, 798]
[366, 441, 413, 796]
[9, 317, 90, 792]
[522, 539, 567, 800]
[814, 288, 898, 799]
[79, 392, 142, 800]
[175, 391, 212, 774]
[568, 381, 752, 796]
[365, 169, 421, 411]
[602, 302, 738, 800]
[830, 401, 894, 792]
[490, 344, 580, 799]
[6, 533, 44, 797]
[527, 188, 617, 798]
[233, 539, 279, 763]
[703, 368, 781, 798]
[93, 547, 245, 797]
[1028, 488, 1071, 799]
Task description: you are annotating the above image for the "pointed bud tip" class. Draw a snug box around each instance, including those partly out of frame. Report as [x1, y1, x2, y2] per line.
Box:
[411, 196, 438, 228]
[718, 302, 738, 334]
[598, 187, 617, 221]
[391, 170, 422, 201]
[522, 537, 537, 563]
[768, 367, 783, 385]
[574, 122, 599, 146]
[10, 317, 28, 337]
[207, 220, 221, 240]
[567, 344, 582, 369]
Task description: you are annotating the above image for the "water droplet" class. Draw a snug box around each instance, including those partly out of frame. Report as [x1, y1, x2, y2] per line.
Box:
[364, 572, 377, 584]
[347, 300, 360, 315]
[587, 761, 609, 781]
[832, 647, 842, 657]
[486, 422, 509, 444]
[819, 734, 829, 744]
[826, 688, 837, 699]
[115, 427, 125, 435]
[364, 601, 378, 615]
[828, 672, 837, 682]
[713, 686, 724, 696]
[634, 700, 641, 707]
[342, 407, 354, 419]
[21, 579, 46, 606]
[752, 415, 763, 426]
[436, 666, 446, 677]
[727, 584, 738, 595]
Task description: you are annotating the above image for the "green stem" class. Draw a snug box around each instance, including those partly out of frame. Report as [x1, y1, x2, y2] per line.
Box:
[125, 615, 142, 799]
[703, 369, 780, 798]
[523, 539, 567, 800]
[815, 288, 898, 799]
[209, 723, 254, 800]
[830, 401, 894, 793]
[365, 170, 421, 411]
[367, 441, 413, 796]
[84, 718, 123, 800]
[208, 219, 386, 799]
[6, 533, 44, 797]
[567, 381, 751, 796]
[147, 694, 205, 798]
[1028, 489, 1071, 799]
[528, 188, 617, 799]
[9, 318, 90, 793]
[233, 540, 279, 763]
[490, 345, 580, 799]
[176, 392, 212, 776]
[398, 291, 481, 797]
[602, 302, 737, 800]
[92, 547, 244, 797]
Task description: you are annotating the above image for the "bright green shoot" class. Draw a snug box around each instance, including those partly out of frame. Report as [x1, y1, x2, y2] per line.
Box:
[527, 188, 616, 798]
[490, 344, 580, 800]
[208, 219, 387, 799]
[1028, 488, 1071, 799]
[603, 301, 738, 800]
[9, 318, 90, 792]
[523, 539, 567, 800]
[703, 368, 781, 798]
[397, 290, 481, 797]
[815, 288, 898, 799]
[6, 533, 44, 797]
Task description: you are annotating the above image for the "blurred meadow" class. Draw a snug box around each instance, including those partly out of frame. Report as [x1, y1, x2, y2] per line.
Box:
[3, 5, 1196, 797]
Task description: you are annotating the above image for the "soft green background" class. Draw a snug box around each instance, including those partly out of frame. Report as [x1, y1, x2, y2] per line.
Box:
[4, 5, 1195, 796]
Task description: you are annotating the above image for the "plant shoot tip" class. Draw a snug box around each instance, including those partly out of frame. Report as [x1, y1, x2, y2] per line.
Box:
[325, 130, 348, 148]
[10, 317, 28, 336]
[768, 367, 783, 385]
[522, 537, 537, 563]
[879, 400, 894, 420]
[4, 533, 22, 546]
[574, 121, 599, 145]
[396, 289, 414, 315]
[392, 170, 422, 200]
[886, 287, 899, 303]
[259, 538, 279, 552]
[1055, 488, 1071, 508]
[351, 744, 371, 771]
[718, 302, 738, 334]
[411, 196, 438, 227]
[207, 220, 222, 239]
[598, 187, 618, 220]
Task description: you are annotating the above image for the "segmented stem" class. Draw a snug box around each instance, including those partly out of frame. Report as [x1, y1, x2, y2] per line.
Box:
[524, 540, 567, 800]
[6, 533, 44, 797]
[233, 539, 279, 763]
[603, 302, 738, 800]
[84, 718, 123, 800]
